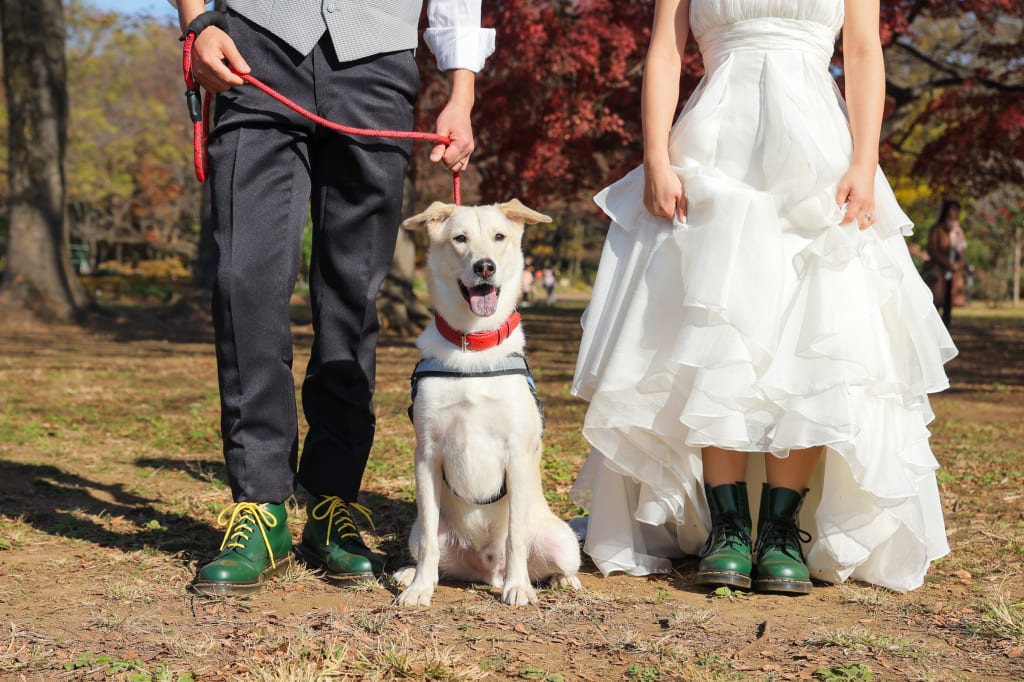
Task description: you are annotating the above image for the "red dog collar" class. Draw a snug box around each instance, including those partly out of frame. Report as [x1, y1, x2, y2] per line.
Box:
[434, 311, 522, 352]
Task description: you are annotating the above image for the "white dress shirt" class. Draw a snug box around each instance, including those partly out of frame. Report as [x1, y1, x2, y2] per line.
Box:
[425, 0, 496, 72]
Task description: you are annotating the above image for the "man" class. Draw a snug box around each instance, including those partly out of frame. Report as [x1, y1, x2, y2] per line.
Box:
[174, 0, 494, 594]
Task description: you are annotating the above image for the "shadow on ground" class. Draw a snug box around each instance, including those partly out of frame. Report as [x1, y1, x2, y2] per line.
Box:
[0, 459, 219, 556]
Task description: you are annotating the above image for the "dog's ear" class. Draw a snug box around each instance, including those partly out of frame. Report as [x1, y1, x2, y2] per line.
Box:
[498, 199, 552, 225]
[402, 202, 456, 231]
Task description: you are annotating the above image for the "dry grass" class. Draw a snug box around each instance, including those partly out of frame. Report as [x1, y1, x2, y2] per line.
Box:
[0, 301, 1021, 680]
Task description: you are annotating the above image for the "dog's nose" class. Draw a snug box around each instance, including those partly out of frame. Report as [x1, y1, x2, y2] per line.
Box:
[473, 258, 496, 278]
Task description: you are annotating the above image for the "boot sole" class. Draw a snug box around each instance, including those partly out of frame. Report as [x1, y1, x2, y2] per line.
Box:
[752, 577, 812, 595]
[294, 543, 377, 583]
[190, 554, 294, 596]
[694, 570, 752, 590]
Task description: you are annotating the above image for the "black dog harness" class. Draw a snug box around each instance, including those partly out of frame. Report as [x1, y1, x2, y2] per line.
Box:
[408, 353, 544, 505]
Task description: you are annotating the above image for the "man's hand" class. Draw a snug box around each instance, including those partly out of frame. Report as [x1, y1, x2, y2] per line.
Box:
[191, 27, 250, 93]
[431, 69, 476, 171]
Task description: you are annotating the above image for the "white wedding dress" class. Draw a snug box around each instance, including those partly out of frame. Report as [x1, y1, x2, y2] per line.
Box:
[569, 0, 957, 593]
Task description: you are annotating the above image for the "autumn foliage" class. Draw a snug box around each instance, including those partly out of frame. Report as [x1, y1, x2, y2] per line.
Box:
[1, 0, 1018, 291]
[410, 0, 1022, 210]
[414, 1, 682, 209]
[875, 0, 1024, 193]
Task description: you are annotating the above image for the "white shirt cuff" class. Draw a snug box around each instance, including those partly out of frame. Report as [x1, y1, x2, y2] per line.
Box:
[423, 27, 496, 72]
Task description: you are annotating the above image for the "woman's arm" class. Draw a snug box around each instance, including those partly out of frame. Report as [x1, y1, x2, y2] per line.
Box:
[835, 0, 885, 230]
[642, 0, 691, 221]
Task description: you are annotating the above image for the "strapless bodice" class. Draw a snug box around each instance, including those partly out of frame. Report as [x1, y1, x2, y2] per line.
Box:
[691, 0, 844, 71]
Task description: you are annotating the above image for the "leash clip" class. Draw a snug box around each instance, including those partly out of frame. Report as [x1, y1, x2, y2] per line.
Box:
[185, 89, 203, 123]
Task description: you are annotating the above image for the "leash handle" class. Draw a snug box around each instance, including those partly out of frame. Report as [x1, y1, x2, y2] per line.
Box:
[181, 32, 210, 182]
[181, 37, 461, 203]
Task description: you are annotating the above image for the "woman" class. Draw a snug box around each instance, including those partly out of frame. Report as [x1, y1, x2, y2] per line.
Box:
[925, 200, 968, 328]
[543, 265, 558, 305]
[570, 0, 956, 594]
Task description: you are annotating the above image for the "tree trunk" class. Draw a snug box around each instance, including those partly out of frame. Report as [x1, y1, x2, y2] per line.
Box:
[0, 0, 85, 321]
[378, 175, 431, 336]
[1013, 223, 1021, 308]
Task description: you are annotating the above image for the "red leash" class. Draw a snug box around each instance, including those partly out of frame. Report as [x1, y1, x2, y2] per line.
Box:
[182, 33, 461, 205]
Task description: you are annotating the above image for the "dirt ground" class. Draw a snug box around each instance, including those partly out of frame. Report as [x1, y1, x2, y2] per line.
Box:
[0, 297, 1021, 681]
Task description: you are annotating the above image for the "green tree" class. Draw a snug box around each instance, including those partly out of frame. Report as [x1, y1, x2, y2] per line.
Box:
[873, 3, 1024, 193]
[64, 2, 200, 271]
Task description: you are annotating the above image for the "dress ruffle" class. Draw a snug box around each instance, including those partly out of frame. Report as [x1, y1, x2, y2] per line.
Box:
[570, 11, 956, 593]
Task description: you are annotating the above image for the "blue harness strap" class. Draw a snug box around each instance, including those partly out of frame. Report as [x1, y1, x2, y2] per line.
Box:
[408, 353, 544, 428]
[407, 352, 545, 506]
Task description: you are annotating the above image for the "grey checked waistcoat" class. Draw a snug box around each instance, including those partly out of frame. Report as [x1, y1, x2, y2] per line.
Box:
[227, 0, 422, 61]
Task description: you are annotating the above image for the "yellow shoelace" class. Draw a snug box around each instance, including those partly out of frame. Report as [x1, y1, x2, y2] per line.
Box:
[309, 496, 374, 546]
[216, 502, 283, 569]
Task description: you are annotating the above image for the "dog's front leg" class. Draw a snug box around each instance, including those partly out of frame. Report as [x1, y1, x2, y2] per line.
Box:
[396, 448, 443, 607]
[501, 450, 539, 606]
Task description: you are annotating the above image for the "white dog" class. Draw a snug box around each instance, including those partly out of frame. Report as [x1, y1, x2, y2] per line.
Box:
[393, 199, 582, 607]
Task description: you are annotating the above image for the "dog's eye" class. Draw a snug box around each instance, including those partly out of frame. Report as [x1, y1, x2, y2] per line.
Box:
[453, 234, 468, 243]
[494, 233, 506, 241]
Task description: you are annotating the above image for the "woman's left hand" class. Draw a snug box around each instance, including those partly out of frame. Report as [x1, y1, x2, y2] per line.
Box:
[835, 162, 877, 230]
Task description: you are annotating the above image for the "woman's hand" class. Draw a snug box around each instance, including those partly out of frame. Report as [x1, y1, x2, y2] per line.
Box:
[643, 159, 687, 222]
[835, 161, 876, 230]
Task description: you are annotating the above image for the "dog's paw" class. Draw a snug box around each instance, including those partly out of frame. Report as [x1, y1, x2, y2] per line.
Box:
[549, 574, 582, 591]
[392, 566, 417, 588]
[396, 584, 434, 607]
[501, 583, 538, 606]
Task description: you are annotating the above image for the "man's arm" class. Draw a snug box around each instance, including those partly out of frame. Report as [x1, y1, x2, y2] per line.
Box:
[430, 70, 476, 171]
[423, 0, 496, 171]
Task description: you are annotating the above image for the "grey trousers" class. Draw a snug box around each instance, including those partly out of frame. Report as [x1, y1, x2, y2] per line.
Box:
[208, 10, 418, 504]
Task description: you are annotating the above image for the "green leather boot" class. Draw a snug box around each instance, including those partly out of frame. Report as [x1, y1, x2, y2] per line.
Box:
[297, 496, 382, 581]
[695, 482, 753, 589]
[752, 484, 813, 595]
[192, 502, 293, 595]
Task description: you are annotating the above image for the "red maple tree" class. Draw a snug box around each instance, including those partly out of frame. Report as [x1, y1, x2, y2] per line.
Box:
[413, 1, 682, 209]
[412, 0, 1021, 207]
[874, 1, 1024, 192]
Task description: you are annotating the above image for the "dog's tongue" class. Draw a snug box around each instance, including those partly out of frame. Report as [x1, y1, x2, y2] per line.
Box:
[469, 286, 498, 317]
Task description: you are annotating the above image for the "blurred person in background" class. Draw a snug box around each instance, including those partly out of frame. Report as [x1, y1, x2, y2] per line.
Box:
[925, 200, 968, 328]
